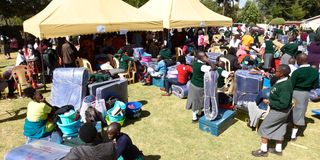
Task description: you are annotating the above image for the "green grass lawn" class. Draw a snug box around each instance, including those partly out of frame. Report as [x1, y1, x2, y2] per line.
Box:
[0, 53, 319, 159]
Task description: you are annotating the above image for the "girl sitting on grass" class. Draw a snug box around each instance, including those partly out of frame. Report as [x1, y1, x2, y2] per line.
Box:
[23, 87, 57, 143]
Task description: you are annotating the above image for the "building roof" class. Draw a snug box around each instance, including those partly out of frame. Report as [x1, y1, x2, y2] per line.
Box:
[302, 15, 320, 22]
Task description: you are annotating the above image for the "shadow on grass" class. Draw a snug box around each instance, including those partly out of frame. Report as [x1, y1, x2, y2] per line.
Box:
[282, 117, 315, 149]
[311, 114, 320, 119]
[0, 107, 27, 123]
[123, 110, 151, 127]
[138, 100, 148, 106]
[144, 155, 161, 160]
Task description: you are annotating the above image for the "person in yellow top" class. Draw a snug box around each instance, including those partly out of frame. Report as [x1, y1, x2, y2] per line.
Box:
[242, 32, 254, 51]
[23, 87, 55, 140]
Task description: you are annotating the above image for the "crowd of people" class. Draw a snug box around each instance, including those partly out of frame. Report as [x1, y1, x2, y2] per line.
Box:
[1, 23, 320, 158]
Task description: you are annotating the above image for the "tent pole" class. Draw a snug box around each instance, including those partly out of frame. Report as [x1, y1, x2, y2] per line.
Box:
[39, 40, 46, 91]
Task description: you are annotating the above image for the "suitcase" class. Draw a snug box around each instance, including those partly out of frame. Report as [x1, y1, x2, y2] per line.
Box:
[206, 52, 221, 63]
[172, 81, 190, 99]
[133, 47, 144, 60]
[51, 68, 89, 110]
[233, 70, 263, 111]
[96, 79, 128, 103]
[152, 77, 165, 88]
[199, 109, 236, 136]
[278, 35, 289, 44]
[5, 140, 71, 160]
[166, 65, 178, 79]
[88, 78, 121, 95]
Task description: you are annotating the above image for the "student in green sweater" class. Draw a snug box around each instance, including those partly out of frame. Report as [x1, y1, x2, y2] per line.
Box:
[115, 46, 134, 72]
[186, 51, 216, 122]
[280, 36, 298, 65]
[290, 53, 319, 141]
[262, 36, 275, 69]
[252, 64, 293, 157]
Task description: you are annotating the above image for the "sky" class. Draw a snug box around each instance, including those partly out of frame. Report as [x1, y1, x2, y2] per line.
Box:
[239, 0, 247, 8]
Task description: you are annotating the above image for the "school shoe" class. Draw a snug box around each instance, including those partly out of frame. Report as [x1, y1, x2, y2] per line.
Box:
[161, 93, 171, 96]
[291, 138, 297, 142]
[160, 88, 166, 91]
[192, 119, 198, 123]
[268, 148, 282, 156]
[251, 149, 268, 157]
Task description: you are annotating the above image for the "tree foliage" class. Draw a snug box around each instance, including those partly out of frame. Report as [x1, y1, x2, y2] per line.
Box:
[257, 0, 320, 21]
[239, 0, 262, 24]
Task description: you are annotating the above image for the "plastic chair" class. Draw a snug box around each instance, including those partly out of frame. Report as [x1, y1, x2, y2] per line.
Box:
[113, 57, 120, 69]
[208, 46, 221, 53]
[75, 58, 93, 73]
[11, 65, 33, 96]
[219, 57, 231, 72]
[118, 61, 137, 84]
[175, 47, 183, 60]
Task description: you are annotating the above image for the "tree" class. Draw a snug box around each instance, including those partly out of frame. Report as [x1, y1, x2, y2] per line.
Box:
[257, 0, 320, 21]
[286, 1, 306, 21]
[239, 1, 262, 24]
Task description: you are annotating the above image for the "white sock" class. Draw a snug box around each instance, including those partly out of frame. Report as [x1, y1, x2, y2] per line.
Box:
[260, 143, 268, 152]
[192, 111, 198, 120]
[291, 128, 298, 139]
[275, 143, 282, 152]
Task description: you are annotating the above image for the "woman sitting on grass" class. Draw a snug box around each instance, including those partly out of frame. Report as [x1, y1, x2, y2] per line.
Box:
[23, 87, 57, 143]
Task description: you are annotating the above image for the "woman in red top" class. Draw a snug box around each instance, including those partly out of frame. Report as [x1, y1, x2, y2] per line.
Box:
[161, 56, 193, 96]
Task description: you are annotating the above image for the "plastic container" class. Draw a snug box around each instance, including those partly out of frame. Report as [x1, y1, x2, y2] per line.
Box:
[57, 119, 81, 136]
[126, 102, 142, 118]
[58, 110, 76, 124]
[105, 115, 125, 126]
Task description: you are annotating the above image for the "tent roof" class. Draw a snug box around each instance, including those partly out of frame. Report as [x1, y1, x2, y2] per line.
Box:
[23, 0, 163, 39]
[139, 0, 232, 29]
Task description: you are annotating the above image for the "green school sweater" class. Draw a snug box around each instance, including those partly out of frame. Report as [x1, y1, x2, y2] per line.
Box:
[191, 61, 205, 88]
[281, 43, 298, 57]
[269, 78, 293, 110]
[159, 48, 172, 59]
[119, 54, 133, 70]
[217, 68, 225, 88]
[291, 66, 319, 91]
[265, 40, 275, 54]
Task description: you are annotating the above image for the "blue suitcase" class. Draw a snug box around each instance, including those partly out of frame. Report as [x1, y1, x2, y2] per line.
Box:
[172, 82, 190, 99]
[206, 52, 221, 63]
[88, 78, 120, 96]
[152, 77, 165, 88]
[199, 109, 236, 136]
[51, 68, 89, 110]
[233, 70, 263, 111]
[96, 79, 128, 103]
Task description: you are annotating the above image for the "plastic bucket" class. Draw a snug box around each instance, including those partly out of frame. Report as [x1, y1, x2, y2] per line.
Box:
[126, 102, 142, 118]
[58, 110, 76, 124]
[57, 119, 81, 136]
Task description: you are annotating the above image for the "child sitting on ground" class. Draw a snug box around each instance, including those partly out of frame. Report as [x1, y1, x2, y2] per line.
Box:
[23, 87, 57, 143]
[107, 122, 144, 160]
[62, 123, 115, 160]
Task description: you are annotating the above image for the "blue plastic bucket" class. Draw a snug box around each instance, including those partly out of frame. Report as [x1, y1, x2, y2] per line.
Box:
[58, 110, 76, 124]
[57, 119, 81, 136]
[126, 102, 142, 117]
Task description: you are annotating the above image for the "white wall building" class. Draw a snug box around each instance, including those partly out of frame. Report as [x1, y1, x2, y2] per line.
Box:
[301, 15, 320, 31]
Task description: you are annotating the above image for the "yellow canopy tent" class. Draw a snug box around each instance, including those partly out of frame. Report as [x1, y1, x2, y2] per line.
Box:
[23, 0, 163, 39]
[139, 0, 233, 29]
